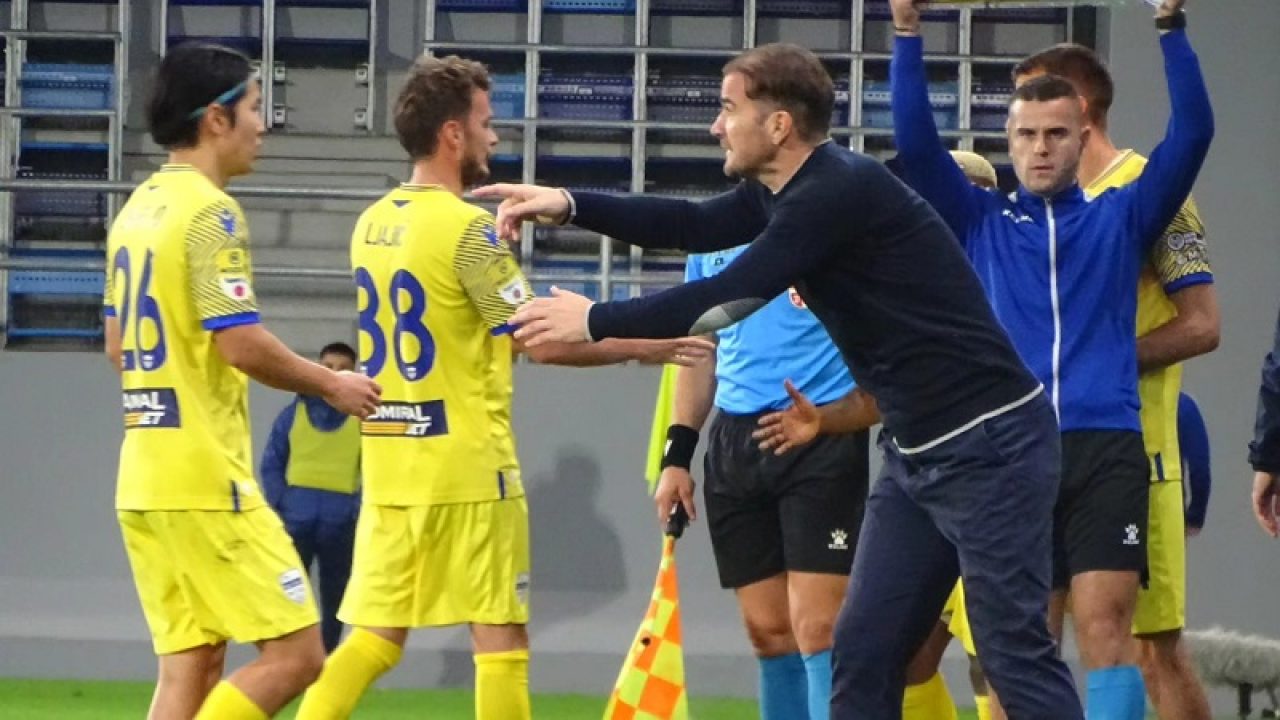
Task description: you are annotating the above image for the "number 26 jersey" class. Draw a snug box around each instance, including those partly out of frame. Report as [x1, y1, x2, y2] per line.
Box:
[351, 184, 534, 506]
[104, 165, 263, 511]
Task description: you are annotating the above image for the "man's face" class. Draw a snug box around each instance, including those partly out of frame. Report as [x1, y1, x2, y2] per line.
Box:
[320, 351, 355, 373]
[710, 72, 780, 179]
[1007, 97, 1087, 197]
[460, 88, 499, 188]
[218, 80, 265, 178]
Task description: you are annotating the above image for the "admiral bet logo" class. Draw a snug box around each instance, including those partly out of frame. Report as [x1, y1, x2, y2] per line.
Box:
[122, 388, 181, 429]
[361, 400, 449, 438]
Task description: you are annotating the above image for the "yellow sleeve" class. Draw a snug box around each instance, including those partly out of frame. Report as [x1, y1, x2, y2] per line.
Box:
[185, 201, 261, 330]
[453, 213, 533, 333]
[103, 242, 116, 317]
[1148, 198, 1212, 294]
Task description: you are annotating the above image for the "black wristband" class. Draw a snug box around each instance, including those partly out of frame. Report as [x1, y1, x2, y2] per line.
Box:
[1155, 11, 1186, 31]
[661, 424, 700, 471]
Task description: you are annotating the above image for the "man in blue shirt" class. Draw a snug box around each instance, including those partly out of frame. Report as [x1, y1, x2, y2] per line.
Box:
[1179, 393, 1211, 535]
[1250, 307, 1280, 537]
[261, 342, 362, 653]
[890, 0, 1212, 716]
[655, 248, 868, 720]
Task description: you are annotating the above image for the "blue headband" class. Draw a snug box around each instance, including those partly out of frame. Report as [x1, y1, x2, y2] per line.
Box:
[187, 80, 249, 120]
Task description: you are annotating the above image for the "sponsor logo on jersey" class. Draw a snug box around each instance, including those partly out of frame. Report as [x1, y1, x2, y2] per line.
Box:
[361, 400, 449, 438]
[122, 388, 181, 429]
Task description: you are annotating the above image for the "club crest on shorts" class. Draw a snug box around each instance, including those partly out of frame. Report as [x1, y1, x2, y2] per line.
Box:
[279, 569, 307, 604]
[515, 572, 531, 605]
[828, 529, 849, 551]
[1123, 524, 1141, 546]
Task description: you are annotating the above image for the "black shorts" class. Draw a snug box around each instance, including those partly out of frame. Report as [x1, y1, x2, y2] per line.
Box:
[1052, 430, 1150, 588]
[703, 410, 870, 589]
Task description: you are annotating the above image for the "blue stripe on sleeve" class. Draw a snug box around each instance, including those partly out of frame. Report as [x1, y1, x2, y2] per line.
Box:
[1163, 272, 1213, 295]
[491, 323, 516, 336]
[203, 311, 261, 331]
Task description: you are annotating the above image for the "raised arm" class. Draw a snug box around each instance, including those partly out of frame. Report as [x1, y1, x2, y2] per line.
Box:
[890, 1, 983, 241]
[1125, 24, 1215, 249]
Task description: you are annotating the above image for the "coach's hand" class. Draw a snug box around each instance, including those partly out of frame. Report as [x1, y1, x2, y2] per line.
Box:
[1252, 471, 1280, 538]
[753, 380, 820, 455]
[655, 467, 697, 525]
[472, 183, 571, 242]
[510, 286, 592, 347]
[1156, 0, 1186, 17]
[325, 370, 382, 419]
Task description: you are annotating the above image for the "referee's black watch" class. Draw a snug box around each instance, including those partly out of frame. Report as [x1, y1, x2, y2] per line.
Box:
[1155, 10, 1186, 31]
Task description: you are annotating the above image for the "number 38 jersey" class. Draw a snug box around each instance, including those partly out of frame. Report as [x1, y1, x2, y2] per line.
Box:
[104, 164, 263, 511]
[351, 184, 533, 506]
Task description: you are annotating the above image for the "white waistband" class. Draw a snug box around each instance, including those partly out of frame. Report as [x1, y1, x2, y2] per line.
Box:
[894, 385, 1045, 455]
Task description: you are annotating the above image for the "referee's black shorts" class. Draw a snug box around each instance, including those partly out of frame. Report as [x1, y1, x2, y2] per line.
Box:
[1052, 430, 1150, 588]
[703, 410, 870, 589]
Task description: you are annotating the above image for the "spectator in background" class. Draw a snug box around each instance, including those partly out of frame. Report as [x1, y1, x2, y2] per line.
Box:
[261, 341, 363, 653]
[1179, 393, 1211, 536]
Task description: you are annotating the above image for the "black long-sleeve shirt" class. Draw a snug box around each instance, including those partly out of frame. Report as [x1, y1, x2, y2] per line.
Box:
[1250, 306, 1280, 472]
[578, 141, 1041, 449]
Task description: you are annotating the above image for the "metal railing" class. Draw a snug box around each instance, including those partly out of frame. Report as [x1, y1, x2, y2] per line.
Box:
[0, 177, 687, 311]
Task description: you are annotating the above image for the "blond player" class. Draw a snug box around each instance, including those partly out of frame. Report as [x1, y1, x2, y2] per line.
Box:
[106, 43, 380, 719]
[296, 55, 711, 720]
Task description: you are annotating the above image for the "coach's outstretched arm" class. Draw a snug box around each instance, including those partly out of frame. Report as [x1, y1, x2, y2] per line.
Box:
[890, 0, 983, 241]
[507, 175, 851, 346]
[1124, 0, 1215, 251]
[474, 182, 768, 253]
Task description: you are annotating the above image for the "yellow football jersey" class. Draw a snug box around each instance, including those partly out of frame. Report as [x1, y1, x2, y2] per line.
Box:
[350, 184, 533, 506]
[104, 164, 263, 510]
[1086, 150, 1212, 482]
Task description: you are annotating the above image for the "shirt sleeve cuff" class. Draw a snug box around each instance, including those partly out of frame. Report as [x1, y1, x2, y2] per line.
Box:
[490, 323, 516, 337]
[103, 306, 116, 317]
[1163, 272, 1213, 295]
[202, 311, 261, 331]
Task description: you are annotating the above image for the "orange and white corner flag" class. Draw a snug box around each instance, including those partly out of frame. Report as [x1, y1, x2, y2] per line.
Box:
[604, 530, 689, 719]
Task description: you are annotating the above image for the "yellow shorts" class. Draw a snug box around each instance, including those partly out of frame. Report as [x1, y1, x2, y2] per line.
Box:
[118, 507, 318, 655]
[941, 581, 976, 656]
[339, 497, 531, 629]
[1133, 480, 1186, 635]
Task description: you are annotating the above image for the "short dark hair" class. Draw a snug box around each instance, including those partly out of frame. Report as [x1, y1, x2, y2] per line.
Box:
[319, 342, 357, 363]
[723, 43, 833, 143]
[1010, 74, 1081, 106]
[394, 55, 491, 160]
[146, 43, 253, 149]
[1013, 44, 1113, 128]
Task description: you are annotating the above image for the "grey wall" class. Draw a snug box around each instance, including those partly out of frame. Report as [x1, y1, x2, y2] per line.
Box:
[3, 0, 1280, 714]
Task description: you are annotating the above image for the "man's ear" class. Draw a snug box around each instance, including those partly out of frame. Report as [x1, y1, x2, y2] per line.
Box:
[769, 109, 794, 145]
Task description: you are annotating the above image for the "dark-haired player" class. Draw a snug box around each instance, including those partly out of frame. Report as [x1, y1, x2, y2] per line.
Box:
[105, 43, 380, 719]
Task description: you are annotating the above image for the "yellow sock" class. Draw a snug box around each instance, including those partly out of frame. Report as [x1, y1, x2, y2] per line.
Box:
[902, 672, 959, 720]
[194, 681, 267, 720]
[975, 694, 993, 720]
[475, 649, 530, 720]
[296, 628, 403, 720]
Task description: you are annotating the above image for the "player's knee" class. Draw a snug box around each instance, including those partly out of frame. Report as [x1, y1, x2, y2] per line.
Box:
[278, 644, 327, 691]
[791, 614, 835, 655]
[743, 617, 797, 657]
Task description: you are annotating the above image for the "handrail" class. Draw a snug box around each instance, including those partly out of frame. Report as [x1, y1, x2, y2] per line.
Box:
[0, 256, 685, 286]
[0, 178, 394, 201]
[0, 29, 120, 41]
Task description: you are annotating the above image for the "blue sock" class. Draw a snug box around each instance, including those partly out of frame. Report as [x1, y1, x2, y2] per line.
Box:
[802, 650, 832, 720]
[1086, 665, 1146, 720]
[759, 653, 809, 720]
